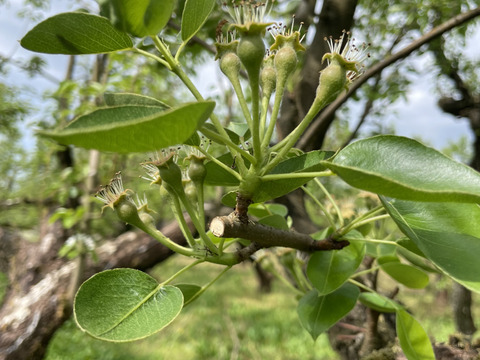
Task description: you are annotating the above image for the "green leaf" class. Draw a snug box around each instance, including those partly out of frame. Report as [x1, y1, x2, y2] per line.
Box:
[307, 233, 365, 295]
[248, 203, 289, 218]
[181, 0, 216, 43]
[382, 197, 480, 292]
[396, 309, 435, 360]
[297, 284, 359, 341]
[38, 101, 215, 153]
[255, 150, 334, 203]
[359, 293, 400, 313]
[175, 284, 202, 306]
[204, 153, 241, 186]
[380, 262, 429, 289]
[21, 12, 133, 55]
[322, 135, 480, 203]
[74, 269, 183, 342]
[258, 214, 289, 230]
[104, 92, 169, 108]
[100, 0, 175, 37]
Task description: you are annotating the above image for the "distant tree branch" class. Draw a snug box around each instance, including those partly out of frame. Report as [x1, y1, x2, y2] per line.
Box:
[298, 5, 480, 149]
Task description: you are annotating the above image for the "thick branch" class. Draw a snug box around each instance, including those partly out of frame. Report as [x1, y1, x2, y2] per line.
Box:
[210, 214, 349, 252]
[298, 5, 480, 150]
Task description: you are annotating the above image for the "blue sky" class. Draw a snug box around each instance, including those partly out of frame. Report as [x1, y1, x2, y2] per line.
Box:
[1, 0, 478, 153]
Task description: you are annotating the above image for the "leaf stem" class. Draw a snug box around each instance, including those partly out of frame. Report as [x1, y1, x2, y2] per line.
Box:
[301, 185, 336, 228]
[348, 278, 375, 293]
[177, 192, 219, 255]
[261, 79, 285, 150]
[135, 222, 196, 257]
[184, 265, 232, 306]
[170, 194, 197, 249]
[338, 206, 386, 236]
[132, 47, 171, 69]
[161, 259, 204, 286]
[261, 170, 333, 181]
[314, 178, 344, 227]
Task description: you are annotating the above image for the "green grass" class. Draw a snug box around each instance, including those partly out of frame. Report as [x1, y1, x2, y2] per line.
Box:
[45, 255, 338, 360]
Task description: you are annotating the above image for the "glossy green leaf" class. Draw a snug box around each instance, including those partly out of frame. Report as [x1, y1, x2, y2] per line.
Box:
[396, 309, 435, 360]
[21, 12, 133, 54]
[175, 284, 202, 306]
[74, 269, 183, 342]
[181, 0, 216, 42]
[380, 262, 429, 289]
[322, 135, 480, 203]
[255, 150, 334, 203]
[358, 292, 400, 313]
[38, 101, 215, 153]
[307, 233, 365, 295]
[382, 197, 480, 293]
[297, 284, 360, 341]
[104, 92, 169, 108]
[100, 0, 175, 37]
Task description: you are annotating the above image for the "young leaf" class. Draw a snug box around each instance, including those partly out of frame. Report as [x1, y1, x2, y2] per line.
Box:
[322, 135, 480, 203]
[396, 309, 435, 360]
[381, 197, 480, 293]
[104, 92, 169, 108]
[359, 292, 400, 313]
[74, 269, 183, 342]
[380, 262, 429, 289]
[100, 0, 175, 37]
[307, 234, 365, 296]
[181, 0, 216, 43]
[297, 284, 360, 341]
[38, 101, 215, 153]
[21, 12, 133, 55]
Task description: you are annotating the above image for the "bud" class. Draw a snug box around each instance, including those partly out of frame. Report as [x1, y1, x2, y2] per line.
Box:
[237, 33, 265, 77]
[260, 53, 276, 98]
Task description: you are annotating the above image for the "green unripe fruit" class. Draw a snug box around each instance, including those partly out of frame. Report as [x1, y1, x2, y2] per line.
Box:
[220, 52, 241, 79]
[274, 46, 297, 78]
[158, 158, 184, 196]
[316, 56, 347, 105]
[188, 157, 207, 184]
[237, 34, 265, 76]
[184, 181, 198, 203]
[260, 64, 276, 97]
[115, 197, 142, 225]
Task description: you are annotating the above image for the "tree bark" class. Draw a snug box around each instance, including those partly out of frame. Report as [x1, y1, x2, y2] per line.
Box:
[0, 221, 187, 360]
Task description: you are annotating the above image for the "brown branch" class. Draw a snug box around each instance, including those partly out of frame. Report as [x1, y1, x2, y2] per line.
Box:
[298, 5, 480, 150]
[210, 213, 349, 252]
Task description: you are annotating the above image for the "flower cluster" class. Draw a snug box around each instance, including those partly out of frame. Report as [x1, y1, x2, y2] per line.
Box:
[95, 171, 131, 210]
[324, 30, 370, 82]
